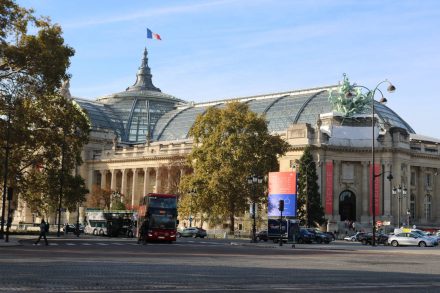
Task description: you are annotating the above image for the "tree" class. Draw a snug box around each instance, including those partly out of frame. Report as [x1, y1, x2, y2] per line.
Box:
[0, 1, 88, 217]
[87, 185, 112, 210]
[296, 146, 325, 227]
[180, 102, 289, 232]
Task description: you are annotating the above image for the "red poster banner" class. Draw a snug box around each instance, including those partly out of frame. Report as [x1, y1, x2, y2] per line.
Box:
[369, 164, 381, 215]
[325, 162, 333, 215]
[268, 172, 297, 195]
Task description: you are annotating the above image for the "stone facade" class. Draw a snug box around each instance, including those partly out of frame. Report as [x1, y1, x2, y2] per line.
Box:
[10, 49, 440, 233]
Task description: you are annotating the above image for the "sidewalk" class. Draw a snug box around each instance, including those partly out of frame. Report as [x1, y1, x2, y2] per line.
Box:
[0, 236, 22, 246]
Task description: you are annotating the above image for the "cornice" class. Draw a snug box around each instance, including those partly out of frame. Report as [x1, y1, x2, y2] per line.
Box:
[90, 154, 186, 164]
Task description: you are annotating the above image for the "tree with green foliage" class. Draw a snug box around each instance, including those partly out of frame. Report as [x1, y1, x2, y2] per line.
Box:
[87, 185, 112, 210]
[296, 146, 325, 227]
[179, 102, 289, 232]
[0, 0, 89, 217]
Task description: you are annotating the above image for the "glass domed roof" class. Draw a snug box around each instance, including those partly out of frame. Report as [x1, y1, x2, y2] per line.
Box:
[75, 49, 415, 144]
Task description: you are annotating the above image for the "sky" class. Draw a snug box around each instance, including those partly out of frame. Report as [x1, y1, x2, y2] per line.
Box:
[17, 0, 440, 138]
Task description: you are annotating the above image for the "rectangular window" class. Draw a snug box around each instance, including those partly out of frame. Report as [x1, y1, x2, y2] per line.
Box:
[426, 174, 432, 187]
[410, 172, 415, 186]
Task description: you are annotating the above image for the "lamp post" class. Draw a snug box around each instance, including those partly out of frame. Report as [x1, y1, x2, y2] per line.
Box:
[348, 79, 395, 246]
[57, 131, 66, 237]
[247, 175, 263, 243]
[0, 95, 12, 240]
[295, 159, 315, 228]
[75, 201, 81, 237]
[189, 188, 196, 227]
[392, 185, 407, 227]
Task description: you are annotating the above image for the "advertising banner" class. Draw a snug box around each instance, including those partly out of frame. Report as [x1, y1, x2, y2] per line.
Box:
[325, 162, 333, 214]
[268, 193, 297, 217]
[268, 172, 297, 217]
[268, 172, 296, 195]
[369, 164, 381, 215]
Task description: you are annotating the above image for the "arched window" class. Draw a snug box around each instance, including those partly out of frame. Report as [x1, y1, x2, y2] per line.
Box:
[424, 194, 432, 221]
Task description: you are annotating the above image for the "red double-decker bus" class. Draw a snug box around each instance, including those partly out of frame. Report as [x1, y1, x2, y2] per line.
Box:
[137, 193, 178, 242]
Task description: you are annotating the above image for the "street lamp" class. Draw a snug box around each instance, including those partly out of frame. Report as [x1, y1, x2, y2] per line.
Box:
[57, 131, 66, 237]
[392, 185, 407, 227]
[0, 94, 12, 240]
[189, 188, 196, 227]
[247, 175, 263, 243]
[295, 159, 315, 228]
[349, 79, 395, 246]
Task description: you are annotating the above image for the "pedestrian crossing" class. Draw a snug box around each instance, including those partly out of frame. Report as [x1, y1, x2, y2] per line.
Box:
[30, 240, 226, 246]
[32, 242, 141, 246]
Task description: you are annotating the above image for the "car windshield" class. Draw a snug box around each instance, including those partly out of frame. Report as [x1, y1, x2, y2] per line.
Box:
[412, 231, 425, 236]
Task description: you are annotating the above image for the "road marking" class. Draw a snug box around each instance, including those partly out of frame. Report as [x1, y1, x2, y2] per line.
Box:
[96, 243, 109, 246]
[81, 243, 92, 245]
[66, 243, 76, 246]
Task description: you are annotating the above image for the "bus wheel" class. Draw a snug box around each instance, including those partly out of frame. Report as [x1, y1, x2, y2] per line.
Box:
[99, 229, 104, 236]
[93, 229, 98, 236]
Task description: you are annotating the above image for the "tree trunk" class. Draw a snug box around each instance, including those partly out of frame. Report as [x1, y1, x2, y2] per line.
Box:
[229, 213, 235, 233]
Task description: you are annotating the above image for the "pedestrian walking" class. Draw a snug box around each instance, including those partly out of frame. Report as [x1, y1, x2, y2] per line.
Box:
[137, 219, 149, 245]
[34, 219, 49, 246]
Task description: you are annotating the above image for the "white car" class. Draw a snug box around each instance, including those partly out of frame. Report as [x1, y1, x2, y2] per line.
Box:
[344, 235, 356, 241]
[388, 232, 435, 247]
[411, 229, 439, 246]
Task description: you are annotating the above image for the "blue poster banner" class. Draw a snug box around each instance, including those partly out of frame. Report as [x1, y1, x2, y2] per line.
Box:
[268, 194, 297, 217]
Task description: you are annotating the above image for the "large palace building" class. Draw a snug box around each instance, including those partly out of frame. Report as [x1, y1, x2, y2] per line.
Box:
[14, 48, 440, 233]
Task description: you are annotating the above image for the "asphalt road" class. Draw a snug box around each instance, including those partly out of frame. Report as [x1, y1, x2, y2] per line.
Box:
[1, 236, 440, 292]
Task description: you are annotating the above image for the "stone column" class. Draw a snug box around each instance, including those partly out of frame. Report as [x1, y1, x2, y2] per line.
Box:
[167, 167, 173, 193]
[154, 167, 161, 193]
[405, 164, 412, 221]
[121, 169, 127, 196]
[87, 169, 94, 194]
[417, 167, 425, 223]
[383, 162, 392, 216]
[143, 168, 150, 196]
[100, 170, 107, 190]
[110, 169, 116, 191]
[131, 169, 138, 208]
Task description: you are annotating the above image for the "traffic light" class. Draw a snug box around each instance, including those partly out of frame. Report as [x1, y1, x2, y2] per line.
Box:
[278, 200, 284, 212]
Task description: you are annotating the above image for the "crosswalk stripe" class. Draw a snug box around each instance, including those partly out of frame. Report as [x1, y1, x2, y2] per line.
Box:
[97, 243, 109, 246]
[81, 243, 92, 245]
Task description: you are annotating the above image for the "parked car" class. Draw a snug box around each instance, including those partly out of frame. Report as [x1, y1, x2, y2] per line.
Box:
[360, 233, 389, 245]
[323, 232, 336, 241]
[256, 230, 269, 242]
[411, 229, 439, 246]
[344, 235, 356, 242]
[388, 232, 435, 247]
[63, 223, 85, 234]
[306, 228, 332, 244]
[296, 228, 314, 244]
[344, 232, 365, 242]
[178, 227, 207, 238]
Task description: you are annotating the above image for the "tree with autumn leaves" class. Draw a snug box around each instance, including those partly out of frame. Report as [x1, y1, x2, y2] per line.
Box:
[179, 102, 289, 232]
[0, 0, 89, 218]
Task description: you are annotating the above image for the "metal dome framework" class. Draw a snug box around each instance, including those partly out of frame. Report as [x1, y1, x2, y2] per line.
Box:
[74, 49, 416, 144]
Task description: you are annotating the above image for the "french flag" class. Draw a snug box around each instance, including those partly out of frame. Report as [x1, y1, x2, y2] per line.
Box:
[147, 28, 162, 40]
